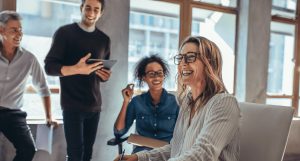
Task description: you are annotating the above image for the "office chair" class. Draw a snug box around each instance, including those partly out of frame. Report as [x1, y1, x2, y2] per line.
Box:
[239, 102, 293, 161]
[107, 135, 129, 155]
[107, 133, 168, 155]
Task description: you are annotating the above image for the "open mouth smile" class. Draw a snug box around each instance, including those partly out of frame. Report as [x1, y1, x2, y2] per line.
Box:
[182, 70, 193, 76]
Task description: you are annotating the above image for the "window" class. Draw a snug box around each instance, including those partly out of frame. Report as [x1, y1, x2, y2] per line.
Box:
[267, 22, 294, 96]
[267, 98, 292, 107]
[193, 0, 237, 7]
[191, 7, 236, 93]
[269, 0, 300, 115]
[15, 0, 239, 118]
[272, 0, 296, 18]
[129, 0, 180, 91]
[17, 0, 82, 119]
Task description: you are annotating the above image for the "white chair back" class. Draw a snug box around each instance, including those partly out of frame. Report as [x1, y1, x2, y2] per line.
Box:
[239, 102, 293, 161]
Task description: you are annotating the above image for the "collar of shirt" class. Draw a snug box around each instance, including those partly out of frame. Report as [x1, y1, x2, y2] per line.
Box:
[0, 47, 23, 63]
[144, 88, 168, 107]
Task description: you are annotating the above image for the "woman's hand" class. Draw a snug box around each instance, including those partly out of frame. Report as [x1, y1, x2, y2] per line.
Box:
[122, 84, 134, 102]
[113, 154, 138, 161]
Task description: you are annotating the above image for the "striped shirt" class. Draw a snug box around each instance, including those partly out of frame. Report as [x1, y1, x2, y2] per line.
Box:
[136, 93, 240, 161]
[0, 47, 50, 109]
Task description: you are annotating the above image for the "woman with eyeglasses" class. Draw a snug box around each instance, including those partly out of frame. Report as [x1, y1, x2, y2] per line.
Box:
[114, 55, 179, 153]
[114, 36, 240, 161]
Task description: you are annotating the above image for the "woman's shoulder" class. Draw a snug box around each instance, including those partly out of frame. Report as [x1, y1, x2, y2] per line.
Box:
[131, 92, 148, 103]
[211, 93, 237, 102]
[206, 93, 240, 113]
[206, 93, 238, 109]
[166, 91, 176, 99]
[131, 94, 142, 102]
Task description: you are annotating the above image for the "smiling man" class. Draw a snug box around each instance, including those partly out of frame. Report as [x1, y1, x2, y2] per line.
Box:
[44, 0, 111, 161]
[0, 11, 57, 161]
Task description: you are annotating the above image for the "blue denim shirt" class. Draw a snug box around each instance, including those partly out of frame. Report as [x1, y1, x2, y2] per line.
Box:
[114, 89, 179, 153]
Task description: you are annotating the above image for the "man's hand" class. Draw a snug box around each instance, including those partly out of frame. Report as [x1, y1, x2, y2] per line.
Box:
[46, 118, 59, 128]
[95, 68, 111, 81]
[75, 53, 103, 75]
[61, 53, 103, 76]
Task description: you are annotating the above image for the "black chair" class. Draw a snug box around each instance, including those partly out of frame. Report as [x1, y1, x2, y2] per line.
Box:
[107, 135, 129, 155]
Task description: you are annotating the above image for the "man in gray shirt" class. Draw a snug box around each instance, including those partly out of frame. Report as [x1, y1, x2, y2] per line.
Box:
[0, 11, 56, 161]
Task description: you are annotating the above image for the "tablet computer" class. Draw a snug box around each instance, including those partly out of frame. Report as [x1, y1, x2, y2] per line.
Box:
[87, 59, 117, 69]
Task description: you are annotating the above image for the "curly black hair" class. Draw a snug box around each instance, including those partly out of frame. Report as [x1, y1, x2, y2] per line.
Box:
[134, 55, 170, 88]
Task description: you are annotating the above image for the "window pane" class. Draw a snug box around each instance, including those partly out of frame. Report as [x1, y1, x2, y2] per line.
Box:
[272, 0, 296, 18]
[129, 0, 180, 91]
[17, 0, 82, 119]
[267, 22, 295, 95]
[23, 94, 61, 119]
[192, 8, 236, 93]
[266, 98, 292, 107]
[193, 0, 237, 7]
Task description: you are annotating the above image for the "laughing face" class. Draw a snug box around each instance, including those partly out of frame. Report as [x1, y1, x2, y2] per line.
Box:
[143, 62, 165, 91]
[0, 20, 23, 49]
[80, 0, 102, 28]
[178, 42, 206, 87]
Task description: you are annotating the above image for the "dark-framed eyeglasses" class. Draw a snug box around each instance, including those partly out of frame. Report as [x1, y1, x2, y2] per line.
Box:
[173, 52, 199, 65]
[145, 70, 164, 78]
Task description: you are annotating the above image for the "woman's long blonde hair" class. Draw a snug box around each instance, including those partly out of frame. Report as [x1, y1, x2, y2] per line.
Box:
[177, 36, 227, 106]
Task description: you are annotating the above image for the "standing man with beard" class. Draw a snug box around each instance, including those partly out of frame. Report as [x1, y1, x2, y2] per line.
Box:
[0, 10, 57, 161]
[44, 0, 111, 161]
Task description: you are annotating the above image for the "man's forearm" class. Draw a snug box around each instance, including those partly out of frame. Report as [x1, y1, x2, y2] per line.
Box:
[61, 65, 78, 76]
[42, 96, 52, 120]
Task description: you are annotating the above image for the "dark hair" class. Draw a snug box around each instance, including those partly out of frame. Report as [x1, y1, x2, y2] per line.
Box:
[81, 0, 105, 12]
[134, 55, 170, 88]
[0, 10, 22, 27]
[177, 36, 227, 106]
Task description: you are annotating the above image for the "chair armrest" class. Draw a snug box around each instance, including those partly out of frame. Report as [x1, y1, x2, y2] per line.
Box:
[107, 135, 129, 146]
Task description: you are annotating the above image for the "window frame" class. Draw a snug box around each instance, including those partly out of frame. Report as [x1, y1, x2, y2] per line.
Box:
[152, 0, 239, 94]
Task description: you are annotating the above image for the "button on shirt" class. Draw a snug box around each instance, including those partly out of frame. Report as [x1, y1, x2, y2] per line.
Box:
[114, 89, 179, 152]
[0, 47, 50, 109]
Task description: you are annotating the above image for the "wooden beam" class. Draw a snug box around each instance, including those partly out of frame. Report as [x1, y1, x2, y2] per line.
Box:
[0, 0, 16, 11]
[266, 94, 293, 99]
[232, 0, 240, 95]
[272, 15, 296, 24]
[292, 0, 300, 116]
[179, 0, 192, 45]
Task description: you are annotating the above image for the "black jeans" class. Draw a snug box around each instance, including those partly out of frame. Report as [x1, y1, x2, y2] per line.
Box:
[63, 110, 100, 161]
[0, 108, 36, 161]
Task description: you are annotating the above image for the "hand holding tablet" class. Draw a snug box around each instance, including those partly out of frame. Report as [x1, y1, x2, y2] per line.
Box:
[87, 59, 117, 69]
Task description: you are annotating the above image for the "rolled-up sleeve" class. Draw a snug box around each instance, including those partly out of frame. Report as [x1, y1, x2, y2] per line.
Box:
[114, 101, 136, 137]
[30, 57, 51, 97]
